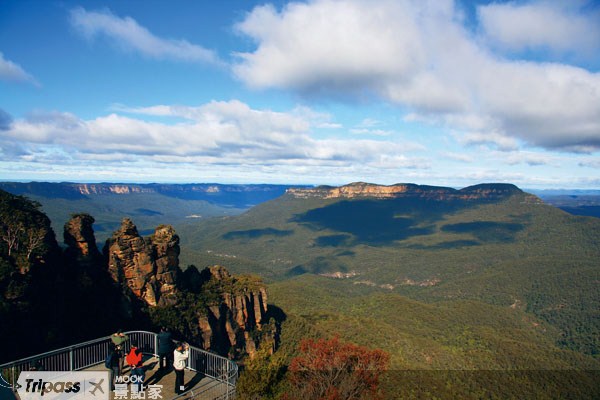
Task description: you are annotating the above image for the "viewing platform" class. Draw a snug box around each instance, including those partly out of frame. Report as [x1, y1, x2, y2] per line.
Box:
[0, 331, 237, 399]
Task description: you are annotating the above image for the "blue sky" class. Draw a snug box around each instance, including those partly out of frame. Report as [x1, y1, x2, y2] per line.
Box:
[0, 0, 599, 188]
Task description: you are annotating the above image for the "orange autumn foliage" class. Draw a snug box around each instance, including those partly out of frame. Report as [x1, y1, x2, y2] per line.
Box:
[284, 336, 390, 400]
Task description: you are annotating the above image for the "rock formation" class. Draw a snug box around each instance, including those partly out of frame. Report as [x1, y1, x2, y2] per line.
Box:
[104, 218, 179, 306]
[195, 266, 269, 358]
[64, 213, 103, 270]
[102, 218, 271, 358]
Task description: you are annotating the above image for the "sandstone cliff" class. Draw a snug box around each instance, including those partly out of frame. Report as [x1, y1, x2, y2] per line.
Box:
[64, 213, 103, 271]
[287, 182, 535, 202]
[195, 265, 269, 358]
[103, 218, 271, 358]
[104, 218, 180, 306]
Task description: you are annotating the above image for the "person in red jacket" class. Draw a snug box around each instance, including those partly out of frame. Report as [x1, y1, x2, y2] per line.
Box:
[126, 340, 145, 392]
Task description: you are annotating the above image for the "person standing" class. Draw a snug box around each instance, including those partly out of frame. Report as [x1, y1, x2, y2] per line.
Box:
[110, 329, 128, 375]
[126, 340, 145, 393]
[106, 346, 121, 390]
[173, 342, 189, 395]
[157, 327, 173, 371]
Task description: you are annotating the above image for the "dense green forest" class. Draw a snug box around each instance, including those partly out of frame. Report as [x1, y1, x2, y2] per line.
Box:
[176, 188, 600, 356]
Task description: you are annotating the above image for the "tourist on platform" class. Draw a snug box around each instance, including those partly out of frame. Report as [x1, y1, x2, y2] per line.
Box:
[126, 340, 145, 392]
[110, 329, 129, 374]
[157, 327, 173, 371]
[173, 342, 189, 395]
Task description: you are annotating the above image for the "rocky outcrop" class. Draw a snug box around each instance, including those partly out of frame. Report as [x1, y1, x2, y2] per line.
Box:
[64, 213, 102, 270]
[287, 182, 527, 201]
[104, 218, 180, 306]
[196, 266, 269, 359]
[103, 219, 272, 358]
[152, 225, 180, 305]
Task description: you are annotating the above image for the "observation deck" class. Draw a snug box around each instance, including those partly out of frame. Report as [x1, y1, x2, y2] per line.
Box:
[0, 331, 237, 399]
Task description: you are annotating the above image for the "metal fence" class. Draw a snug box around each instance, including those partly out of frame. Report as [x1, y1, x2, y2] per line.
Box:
[0, 330, 237, 399]
[173, 346, 237, 400]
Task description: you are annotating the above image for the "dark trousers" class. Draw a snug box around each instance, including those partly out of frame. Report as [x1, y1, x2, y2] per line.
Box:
[174, 368, 185, 394]
[110, 366, 120, 390]
[131, 367, 145, 392]
[158, 353, 171, 370]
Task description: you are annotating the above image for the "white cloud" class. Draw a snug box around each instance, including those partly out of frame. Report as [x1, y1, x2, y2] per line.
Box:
[478, 1, 600, 57]
[69, 7, 223, 66]
[440, 151, 473, 163]
[0, 52, 39, 85]
[503, 152, 555, 167]
[233, 1, 427, 95]
[0, 101, 423, 172]
[454, 131, 519, 152]
[357, 118, 381, 128]
[233, 0, 600, 153]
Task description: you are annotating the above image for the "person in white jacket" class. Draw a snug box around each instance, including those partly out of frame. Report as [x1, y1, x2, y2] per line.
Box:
[173, 342, 189, 395]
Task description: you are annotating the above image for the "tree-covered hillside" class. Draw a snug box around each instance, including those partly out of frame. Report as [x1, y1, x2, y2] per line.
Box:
[176, 185, 600, 358]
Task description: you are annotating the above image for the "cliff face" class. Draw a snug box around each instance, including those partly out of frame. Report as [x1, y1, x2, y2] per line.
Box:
[287, 182, 532, 202]
[104, 218, 180, 306]
[196, 266, 269, 358]
[64, 213, 103, 270]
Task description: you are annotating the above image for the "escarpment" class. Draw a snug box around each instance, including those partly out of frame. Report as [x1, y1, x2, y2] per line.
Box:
[287, 182, 531, 201]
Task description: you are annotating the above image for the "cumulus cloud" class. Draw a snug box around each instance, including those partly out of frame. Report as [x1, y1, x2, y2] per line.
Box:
[69, 7, 223, 66]
[478, 1, 600, 58]
[0, 52, 39, 85]
[233, 0, 600, 153]
[0, 101, 424, 172]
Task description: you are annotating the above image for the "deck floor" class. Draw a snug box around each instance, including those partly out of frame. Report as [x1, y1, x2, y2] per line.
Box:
[4, 356, 231, 400]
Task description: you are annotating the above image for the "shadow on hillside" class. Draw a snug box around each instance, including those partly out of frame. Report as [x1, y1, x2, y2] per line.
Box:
[292, 198, 465, 246]
[314, 234, 352, 247]
[287, 255, 355, 276]
[222, 228, 293, 240]
[441, 221, 524, 243]
[406, 240, 481, 250]
[294, 199, 436, 245]
[294, 198, 527, 246]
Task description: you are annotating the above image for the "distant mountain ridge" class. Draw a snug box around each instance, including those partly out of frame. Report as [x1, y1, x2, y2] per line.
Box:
[0, 182, 302, 206]
[287, 182, 536, 201]
[0, 182, 308, 242]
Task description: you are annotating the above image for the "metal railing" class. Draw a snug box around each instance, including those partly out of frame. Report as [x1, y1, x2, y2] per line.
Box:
[0, 330, 237, 399]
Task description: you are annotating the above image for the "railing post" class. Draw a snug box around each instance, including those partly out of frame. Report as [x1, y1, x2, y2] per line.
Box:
[154, 333, 158, 357]
[12, 365, 16, 392]
[69, 348, 74, 371]
[226, 361, 230, 400]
